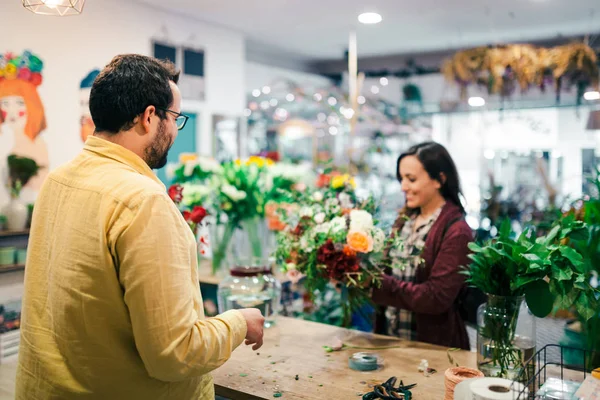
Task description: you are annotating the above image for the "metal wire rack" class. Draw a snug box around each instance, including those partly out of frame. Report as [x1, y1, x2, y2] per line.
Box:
[510, 344, 598, 399]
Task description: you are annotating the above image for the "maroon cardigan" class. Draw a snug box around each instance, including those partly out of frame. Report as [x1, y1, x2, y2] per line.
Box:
[372, 202, 472, 350]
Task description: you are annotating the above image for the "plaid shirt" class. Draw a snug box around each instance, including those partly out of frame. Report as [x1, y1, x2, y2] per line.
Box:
[385, 206, 443, 340]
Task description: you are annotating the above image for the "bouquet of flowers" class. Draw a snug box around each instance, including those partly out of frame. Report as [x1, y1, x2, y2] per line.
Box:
[274, 183, 390, 326]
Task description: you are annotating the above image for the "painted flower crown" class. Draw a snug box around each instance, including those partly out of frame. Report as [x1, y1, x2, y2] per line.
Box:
[0, 50, 44, 86]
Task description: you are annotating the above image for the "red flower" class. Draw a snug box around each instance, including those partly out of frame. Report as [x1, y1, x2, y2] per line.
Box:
[189, 206, 208, 224]
[316, 173, 331, 188]
[168, 184, 184, 204]
[317, 240, 359, 280]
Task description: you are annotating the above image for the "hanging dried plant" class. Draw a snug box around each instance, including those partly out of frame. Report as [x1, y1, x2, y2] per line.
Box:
[442, 42, 599, 103]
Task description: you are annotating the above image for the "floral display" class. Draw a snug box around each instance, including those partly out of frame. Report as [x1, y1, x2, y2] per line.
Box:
[170, 155, 311, 273]
[274, 181, 392, 326]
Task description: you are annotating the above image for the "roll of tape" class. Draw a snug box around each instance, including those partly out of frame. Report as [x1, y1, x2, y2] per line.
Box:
[455, 377, 528, 400]
[348, 352, 381, 371]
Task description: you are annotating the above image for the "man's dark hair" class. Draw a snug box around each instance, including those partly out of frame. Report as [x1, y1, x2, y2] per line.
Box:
[89, 54, 180, 134]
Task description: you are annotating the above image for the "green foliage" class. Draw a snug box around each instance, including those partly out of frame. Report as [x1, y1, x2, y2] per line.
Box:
[464, 217, 598, 320]
[7, 154, 41, 198]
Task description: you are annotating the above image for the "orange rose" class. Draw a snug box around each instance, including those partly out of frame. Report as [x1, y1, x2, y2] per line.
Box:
[346, 230, 373, 253]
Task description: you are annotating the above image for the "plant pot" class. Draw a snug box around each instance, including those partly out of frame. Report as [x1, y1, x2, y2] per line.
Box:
[477, 295, 536, 380]
[2, 198, 29, 231]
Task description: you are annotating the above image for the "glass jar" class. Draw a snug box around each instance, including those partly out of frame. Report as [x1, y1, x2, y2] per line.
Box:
[477, 295, 536, 380]
[217, 257, 282, 328]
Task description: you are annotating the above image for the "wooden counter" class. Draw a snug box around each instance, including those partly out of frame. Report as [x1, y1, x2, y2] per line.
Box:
[213, 317, 476, 399]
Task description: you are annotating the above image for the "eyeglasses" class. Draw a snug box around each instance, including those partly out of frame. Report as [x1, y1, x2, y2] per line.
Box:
[156, 107, 189, 130]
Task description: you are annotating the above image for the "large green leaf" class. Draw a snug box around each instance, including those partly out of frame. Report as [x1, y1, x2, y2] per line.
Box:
[513, 275, 540, 290]
[551, 264, 573, 281]
[567, 227, 589, 242]
[525, 280, 555, 318]
[573, 274, 588, 290]
[468, 242, 483, 253]
[558, 247, 584, 266]
[542, 225, 561, 246]
[575, 295, 596, 321]
[522, 253, 542, 263]
[499, 218, 512, 239]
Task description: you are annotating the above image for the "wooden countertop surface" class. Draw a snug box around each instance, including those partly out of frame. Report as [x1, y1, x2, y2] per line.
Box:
[213, 316, 476, 399]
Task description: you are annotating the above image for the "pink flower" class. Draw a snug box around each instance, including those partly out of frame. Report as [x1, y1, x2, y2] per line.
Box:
[286, 269, 304, 284]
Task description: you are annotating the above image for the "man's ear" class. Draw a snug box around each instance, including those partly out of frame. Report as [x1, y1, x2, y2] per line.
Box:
[139, 105, 157, 134]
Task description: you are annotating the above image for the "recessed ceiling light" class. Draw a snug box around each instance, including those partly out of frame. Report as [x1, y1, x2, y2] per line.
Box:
[468, 96, 486, 107]
[358, 12, 382, 24]
[584, 91, 600, 101]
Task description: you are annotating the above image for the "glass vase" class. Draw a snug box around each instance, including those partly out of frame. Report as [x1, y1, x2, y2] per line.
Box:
[230, 217, 275, 261]
[217, 257, 282, 328]
[477, 295, 536, 380]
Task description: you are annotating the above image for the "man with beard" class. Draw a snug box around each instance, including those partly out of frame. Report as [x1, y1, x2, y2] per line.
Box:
[16, 54, 265, 400]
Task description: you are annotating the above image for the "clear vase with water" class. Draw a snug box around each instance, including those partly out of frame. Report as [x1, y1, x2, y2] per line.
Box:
[217, 257, 282, 328]
[477, 295, 536, 381]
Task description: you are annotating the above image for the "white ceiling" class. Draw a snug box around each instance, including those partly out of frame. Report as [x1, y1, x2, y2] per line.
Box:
[137, 0, 600, 60]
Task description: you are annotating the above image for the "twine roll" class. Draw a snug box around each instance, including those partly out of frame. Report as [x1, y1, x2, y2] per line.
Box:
[444, 367, 485, 400]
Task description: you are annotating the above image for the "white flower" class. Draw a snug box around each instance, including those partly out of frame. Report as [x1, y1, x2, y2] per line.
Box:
[325, 198, 339, 207]
[372, 228, 386, 253]
[329, 216, 347, 233]
[300, 236, 312, 252]
[222, 184, 247, 201]
[181, 183, 211, 206]
[165, 163, 177, 180]
[299, 206, 314, 218]
[314, 212, 326, 225]
[349, 210, 374, 232]
[197, 157, 222, 173]
[183, 161, 197, 177]
[339, 192, 353, 209]
[325, 198, 341, 214]
[312, 191, 324, 202]
[313, 222, 331, 237]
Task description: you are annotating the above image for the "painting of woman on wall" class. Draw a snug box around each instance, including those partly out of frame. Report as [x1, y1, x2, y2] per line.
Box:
[0, 50, 48, 200]
[79, 69, 99, 142]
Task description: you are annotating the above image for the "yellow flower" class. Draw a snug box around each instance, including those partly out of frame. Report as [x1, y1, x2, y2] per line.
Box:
[179, 153, 198, 163]
[5, 64, 17, 80]
[331, 174, 356, 189]
[234, 159, 242, 166]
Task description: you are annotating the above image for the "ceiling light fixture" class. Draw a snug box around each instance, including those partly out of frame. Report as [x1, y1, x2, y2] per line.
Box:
[584, 91, 600, 101]
[22, 0, 86, 16]
[468, 96, 486, 107]
[358, 12, 382, 24]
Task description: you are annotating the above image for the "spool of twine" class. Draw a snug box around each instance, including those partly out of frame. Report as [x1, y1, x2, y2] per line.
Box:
[444, 367, 485, 400]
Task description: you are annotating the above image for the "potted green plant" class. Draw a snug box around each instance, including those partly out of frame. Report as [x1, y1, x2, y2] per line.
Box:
[465, 217, 598, 378]
[563, 169, 600, 368]
[0, 215, 7, 231]
[2, 154, 41, 231]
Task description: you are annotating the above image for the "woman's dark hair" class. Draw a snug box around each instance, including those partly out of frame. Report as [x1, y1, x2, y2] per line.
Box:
[89, 54, 180, 134]
[397, 141, 465, 214]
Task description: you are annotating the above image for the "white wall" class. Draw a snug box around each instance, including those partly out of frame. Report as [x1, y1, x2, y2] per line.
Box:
[0, 0, 246, 207]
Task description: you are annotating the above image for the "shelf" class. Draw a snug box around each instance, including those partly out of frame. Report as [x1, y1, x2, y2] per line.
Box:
[0, 264, 25, 274]
[0, 230, 30, 238]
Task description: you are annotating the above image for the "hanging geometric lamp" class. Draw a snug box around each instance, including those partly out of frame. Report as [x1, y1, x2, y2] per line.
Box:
[22, 0, 86, 16]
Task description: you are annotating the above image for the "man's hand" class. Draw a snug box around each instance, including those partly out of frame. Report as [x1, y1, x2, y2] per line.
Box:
[238, 308, 265, 350]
